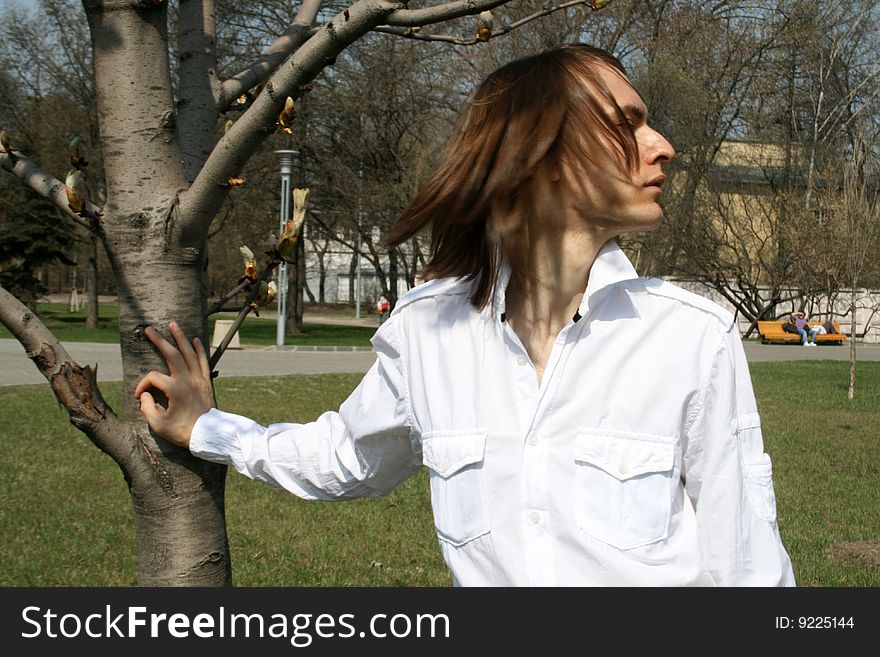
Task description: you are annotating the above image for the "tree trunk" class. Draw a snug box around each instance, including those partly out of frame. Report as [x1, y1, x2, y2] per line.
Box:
[295, 227, 305, 329]
[312, 238, 327, 304]
[849, 284, 857, 401]
[349, 250, 357, 310]
[85, 231, 99, 329]
[111, 244, 232, 585]
[285, 232, 305, 335]
[388, 244, 398, 306]
[84, 1, 232, 584]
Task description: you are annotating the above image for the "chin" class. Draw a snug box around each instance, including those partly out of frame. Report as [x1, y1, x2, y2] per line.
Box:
[618, 210, 664, 235]
[642, 214, 664, 232]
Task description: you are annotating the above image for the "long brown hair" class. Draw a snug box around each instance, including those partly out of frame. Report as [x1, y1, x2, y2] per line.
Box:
[386, 44, 640, 310]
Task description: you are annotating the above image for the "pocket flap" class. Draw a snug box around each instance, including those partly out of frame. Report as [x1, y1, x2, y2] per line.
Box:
[743, 453, 773, 485]
[422, 430, 487, 478]
[575, 429, 674, 481]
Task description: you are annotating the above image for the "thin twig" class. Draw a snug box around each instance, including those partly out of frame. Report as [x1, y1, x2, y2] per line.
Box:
[206, 277, 252, 316]
[209, 262, 278, 373]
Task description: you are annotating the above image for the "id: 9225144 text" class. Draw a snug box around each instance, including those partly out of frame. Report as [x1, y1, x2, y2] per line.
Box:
[775, 616, 854, 630]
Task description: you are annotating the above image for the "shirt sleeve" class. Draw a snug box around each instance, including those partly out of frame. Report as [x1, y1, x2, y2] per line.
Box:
[683, 321, 796, 586]
[189, 314, 422, 500]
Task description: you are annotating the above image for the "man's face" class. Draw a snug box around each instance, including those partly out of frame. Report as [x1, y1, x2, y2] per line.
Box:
[560, 65, 675, 236]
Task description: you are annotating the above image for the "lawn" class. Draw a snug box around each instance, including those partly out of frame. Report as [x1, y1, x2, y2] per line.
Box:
[0, 361, 877, 586]
[0, 303, 376, 347]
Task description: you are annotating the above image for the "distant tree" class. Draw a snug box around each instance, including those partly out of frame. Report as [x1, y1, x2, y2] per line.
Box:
[0, 2, 104, 327]
[801, 134, 880, 399]
[0, 184, 76, 308]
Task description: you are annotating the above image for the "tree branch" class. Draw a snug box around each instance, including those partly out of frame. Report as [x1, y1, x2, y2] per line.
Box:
[0, 285, 128, 468]
[1, 150, 100, 231]
[179, 0, 402, 242]
[377, 0, 598, 45]
[205, 276, 251, 315]
[383, 0, 518, 27]
[209, 262, 278, 371]
[218, 0, 323, 112]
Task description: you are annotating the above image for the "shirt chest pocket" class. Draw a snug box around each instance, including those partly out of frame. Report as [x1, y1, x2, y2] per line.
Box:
[573, 429, 676, 551]
[421, 430, 490, 547]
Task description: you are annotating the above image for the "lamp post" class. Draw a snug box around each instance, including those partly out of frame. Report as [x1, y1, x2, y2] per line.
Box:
[275, 149, 298, 346]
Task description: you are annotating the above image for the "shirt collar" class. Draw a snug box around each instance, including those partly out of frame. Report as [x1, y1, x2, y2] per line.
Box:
[490, 239, 639, 321]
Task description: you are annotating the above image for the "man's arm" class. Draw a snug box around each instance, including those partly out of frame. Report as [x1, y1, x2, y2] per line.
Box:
[137, 317, 421, 500]
[682, 322, 796, 586]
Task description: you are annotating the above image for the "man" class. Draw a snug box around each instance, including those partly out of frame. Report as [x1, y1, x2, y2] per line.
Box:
[790, 310, 820, 346]
[137, 44, 795, 586]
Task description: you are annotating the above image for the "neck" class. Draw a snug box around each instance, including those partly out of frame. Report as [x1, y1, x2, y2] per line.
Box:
[503, 227, 609, 337]
[501, 226, 609, 384]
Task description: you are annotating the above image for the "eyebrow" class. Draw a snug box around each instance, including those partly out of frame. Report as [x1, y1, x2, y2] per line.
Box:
[621, 104, 647, 123]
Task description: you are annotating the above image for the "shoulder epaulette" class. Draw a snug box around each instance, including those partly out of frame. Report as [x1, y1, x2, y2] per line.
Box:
[392, 277, 471, 314]
[640, 278, 735, 329]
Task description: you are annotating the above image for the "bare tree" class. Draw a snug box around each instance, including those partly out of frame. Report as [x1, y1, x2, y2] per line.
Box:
[804, 136, 880, 399]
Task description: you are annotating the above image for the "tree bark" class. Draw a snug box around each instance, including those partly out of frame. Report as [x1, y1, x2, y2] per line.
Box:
[82, 0, 232, 585]
[86, 231, 99, 329]
[176, 0, 221, 181]
[110, 242, 232, 585]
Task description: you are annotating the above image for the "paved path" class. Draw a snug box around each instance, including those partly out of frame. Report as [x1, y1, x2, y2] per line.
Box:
[741, 341, 880, 362]
[0, 340, 378, 386]
[2, 337, 879, 387]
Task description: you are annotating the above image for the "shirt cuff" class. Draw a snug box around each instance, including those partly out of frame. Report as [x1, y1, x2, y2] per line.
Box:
[189, 407, 245, 466]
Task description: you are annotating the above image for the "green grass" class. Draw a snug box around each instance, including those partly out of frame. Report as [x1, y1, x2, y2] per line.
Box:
[0, 362, 877, 586]
[0, 302, 121, 343]
[0, 303, 376, 347]
[749, 361, 880, 587]
[231, 317, 375, 347]
[0, 374, 447, 587]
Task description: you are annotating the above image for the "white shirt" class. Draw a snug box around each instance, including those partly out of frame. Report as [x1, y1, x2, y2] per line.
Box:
[191, 241, 795, 587]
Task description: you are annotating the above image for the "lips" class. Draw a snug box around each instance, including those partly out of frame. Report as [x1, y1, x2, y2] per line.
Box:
[645, 174, 666, 188]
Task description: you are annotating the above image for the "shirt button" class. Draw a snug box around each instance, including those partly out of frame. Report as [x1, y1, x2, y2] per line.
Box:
[529, 511, 540, 525]
[618, 464, 629, 477]
[528, 433, 540, 446]
[516, 356, 528, 366]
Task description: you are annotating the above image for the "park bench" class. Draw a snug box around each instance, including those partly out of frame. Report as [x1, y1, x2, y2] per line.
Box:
[757, 320, 848, 345]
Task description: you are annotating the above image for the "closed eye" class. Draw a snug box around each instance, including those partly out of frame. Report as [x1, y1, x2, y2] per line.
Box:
[620, 104, 647, 128]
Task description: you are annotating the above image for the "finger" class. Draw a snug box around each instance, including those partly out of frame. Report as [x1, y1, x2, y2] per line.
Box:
[193, 336, 212, 382]
[169, 321, 200, 374]
[144, 325, 187, 375]
[134, 370, 173, 399]
[137, 391, 165, 427]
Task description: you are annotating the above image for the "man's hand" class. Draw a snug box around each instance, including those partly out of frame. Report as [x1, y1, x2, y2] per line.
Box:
[134, 321, 216, 449]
